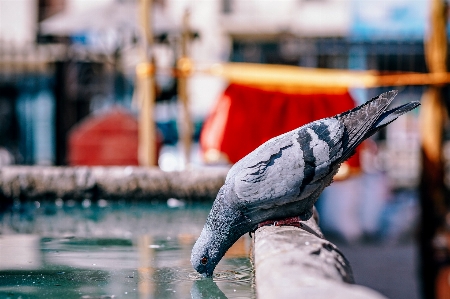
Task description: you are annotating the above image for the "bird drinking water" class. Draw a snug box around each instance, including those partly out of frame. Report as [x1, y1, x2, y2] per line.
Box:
[191, 90, 420, 277]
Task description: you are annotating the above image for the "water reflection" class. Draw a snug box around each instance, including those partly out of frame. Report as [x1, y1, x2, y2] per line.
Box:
[191, 278, 227, 299]
[0, 201, 255, 299]
[0, 234, 41, 269]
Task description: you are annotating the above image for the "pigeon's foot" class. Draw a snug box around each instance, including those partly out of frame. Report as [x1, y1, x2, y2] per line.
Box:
[257, 214, 324, 239]
[258, 216, 302, 228]
[257, 208, 314, 228]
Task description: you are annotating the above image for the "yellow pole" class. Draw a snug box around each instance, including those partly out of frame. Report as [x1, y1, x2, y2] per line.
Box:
[177, 10, 193, 167]
[201, 62, 450, 90]
[137, 0, 157, 166]
[422, 0, 447, 166]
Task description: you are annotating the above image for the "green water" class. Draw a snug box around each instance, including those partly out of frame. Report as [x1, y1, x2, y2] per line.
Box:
[0, 200, 255, 299]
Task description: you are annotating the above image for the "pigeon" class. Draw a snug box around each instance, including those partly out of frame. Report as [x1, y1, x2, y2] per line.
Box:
[191, 90, 420, 277]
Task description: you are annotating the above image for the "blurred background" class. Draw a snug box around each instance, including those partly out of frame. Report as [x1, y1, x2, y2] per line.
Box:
[1, 0, 450, 298]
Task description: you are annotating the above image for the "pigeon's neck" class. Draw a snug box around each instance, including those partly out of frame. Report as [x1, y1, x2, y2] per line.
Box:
[206, 199, 250, 254]
[207, 202, 246, 233]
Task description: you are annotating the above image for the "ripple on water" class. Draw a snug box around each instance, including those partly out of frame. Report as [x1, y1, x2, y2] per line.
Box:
[212, 268, 253, 284]
[141, 267, 253, 284]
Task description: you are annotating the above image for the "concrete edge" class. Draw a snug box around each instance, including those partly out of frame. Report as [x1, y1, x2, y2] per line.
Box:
[253, 217, 388, 299]
[0, 166, 229, 202]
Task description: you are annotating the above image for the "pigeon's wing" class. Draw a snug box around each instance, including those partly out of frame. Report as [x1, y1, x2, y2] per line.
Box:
[231, 118, 344, 209]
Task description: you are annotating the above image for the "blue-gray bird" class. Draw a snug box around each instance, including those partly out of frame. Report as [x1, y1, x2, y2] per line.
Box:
[191, 90, 419, 277]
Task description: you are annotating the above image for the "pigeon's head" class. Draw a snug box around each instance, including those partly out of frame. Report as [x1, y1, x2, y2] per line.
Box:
[191, 186, 241, 277]
[191, 226, 221, 277]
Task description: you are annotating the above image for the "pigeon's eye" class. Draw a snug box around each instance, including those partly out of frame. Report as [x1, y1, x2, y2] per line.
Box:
[201, 257, 208, 265]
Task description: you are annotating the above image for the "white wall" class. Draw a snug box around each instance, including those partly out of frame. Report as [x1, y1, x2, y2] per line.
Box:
[0, 0, 38, 43]
[165, 0, 230, 119]
[0, 0, 113, 43]
[220, 0, 351, 37]
[66, 0, 112, 11]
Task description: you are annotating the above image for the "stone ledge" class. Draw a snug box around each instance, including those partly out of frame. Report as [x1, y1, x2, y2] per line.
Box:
[0, 166, 229, 202]
[254, 217, 388, 299]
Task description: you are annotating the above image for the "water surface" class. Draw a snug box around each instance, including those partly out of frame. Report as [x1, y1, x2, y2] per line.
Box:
[0, 200, 255, 299]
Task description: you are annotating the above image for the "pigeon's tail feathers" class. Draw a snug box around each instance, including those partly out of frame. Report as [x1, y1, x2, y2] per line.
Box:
[366, 101, 420, 136]
[335, 90, 419, 162]
[336, 90, 397, 149]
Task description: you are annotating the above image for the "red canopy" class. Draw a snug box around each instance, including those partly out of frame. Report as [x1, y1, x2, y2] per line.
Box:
[200, 83, 360, 169]
[68, 108, 140, 166]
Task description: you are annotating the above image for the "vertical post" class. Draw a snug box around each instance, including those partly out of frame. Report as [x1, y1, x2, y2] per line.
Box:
[420, 0, 448, 297]
[137, 0, 157, 166]
[177, 10, 193, 167]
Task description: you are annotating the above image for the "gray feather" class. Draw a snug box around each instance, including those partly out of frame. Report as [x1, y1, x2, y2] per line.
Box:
[191, 90, 420, 277]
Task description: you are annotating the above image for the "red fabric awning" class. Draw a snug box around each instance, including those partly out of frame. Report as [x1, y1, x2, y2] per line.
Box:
[200, 83, 360, 169]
